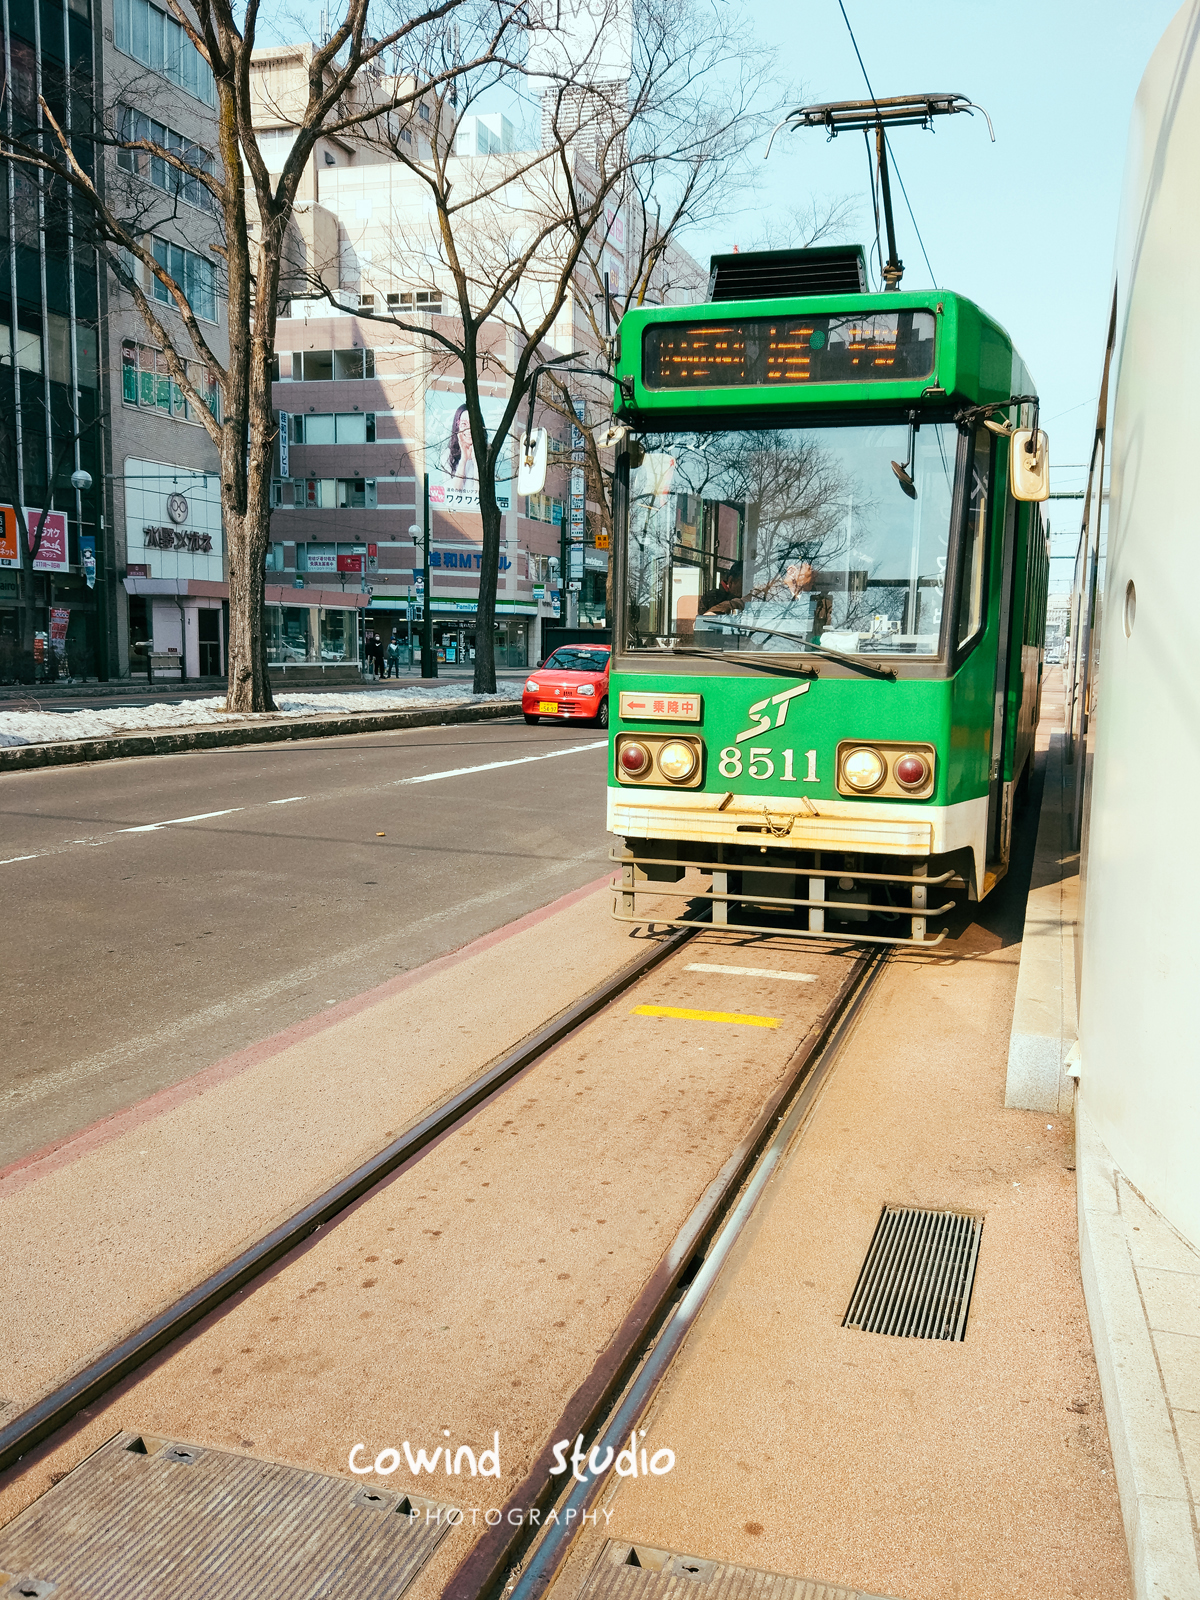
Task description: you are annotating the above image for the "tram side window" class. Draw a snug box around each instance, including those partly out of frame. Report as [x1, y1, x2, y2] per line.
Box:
[957, 432, 992, 647]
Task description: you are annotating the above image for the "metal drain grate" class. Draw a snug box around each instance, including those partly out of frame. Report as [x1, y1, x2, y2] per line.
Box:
[0, 1431, 458, 1599]
[578, 1539, 903, 1600]
[842, 1205, 982, 1341]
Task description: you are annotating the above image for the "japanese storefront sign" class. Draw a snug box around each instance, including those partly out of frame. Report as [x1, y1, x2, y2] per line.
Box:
[0, 506, 69, 571]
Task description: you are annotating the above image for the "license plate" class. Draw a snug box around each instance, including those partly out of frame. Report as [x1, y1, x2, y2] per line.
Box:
[538, 700, 559, 714]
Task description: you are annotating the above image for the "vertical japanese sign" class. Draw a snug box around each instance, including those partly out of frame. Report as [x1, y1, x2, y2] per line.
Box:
[279, 412, 290, 478]
[570, 398, 586, 540]
[49, 607, 69, 657]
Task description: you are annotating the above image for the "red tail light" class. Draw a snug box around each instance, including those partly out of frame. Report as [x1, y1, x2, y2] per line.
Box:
[620, 742, 650, 776]
[895, 753, 928, 789]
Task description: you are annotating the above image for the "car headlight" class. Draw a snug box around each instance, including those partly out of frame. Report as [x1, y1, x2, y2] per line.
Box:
[842, 746, 886, 792]
[578, 684, 595, 697]
[525, 679, 539, 692]
[658, 740, 698, 782]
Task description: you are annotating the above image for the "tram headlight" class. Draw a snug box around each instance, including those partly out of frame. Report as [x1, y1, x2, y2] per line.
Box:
[842, 746, 886, 792]
[894, 752, 929, 789]
[658, 740, 698, 783]
[619, 741, 651, 777]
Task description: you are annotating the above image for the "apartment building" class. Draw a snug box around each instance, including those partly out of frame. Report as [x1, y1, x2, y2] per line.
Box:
[102, 0, 229, 678]
[249, 38, 688, 667]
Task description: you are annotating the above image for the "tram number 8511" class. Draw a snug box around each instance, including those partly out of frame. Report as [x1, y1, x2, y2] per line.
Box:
[718, 747, 819, 782]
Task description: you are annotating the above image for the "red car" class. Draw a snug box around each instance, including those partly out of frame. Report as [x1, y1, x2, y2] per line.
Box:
[523, 644, 612, 727]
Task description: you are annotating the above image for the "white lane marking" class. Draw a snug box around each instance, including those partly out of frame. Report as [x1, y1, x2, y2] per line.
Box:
[119, 807, 245, 834]
[268, 796, 307, 805]
[396, 741, 606, 786]
[4, 850, 607, 1113]
[685, 963, 818, 983]
[0, 854, 40, 866]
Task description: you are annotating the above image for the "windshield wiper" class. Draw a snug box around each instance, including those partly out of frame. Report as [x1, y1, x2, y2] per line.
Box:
[667, 646, 819, 679]
[694, 618, 897, 682]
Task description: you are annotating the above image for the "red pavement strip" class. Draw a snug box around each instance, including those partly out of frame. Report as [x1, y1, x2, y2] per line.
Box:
[0, 872, 613, 1196]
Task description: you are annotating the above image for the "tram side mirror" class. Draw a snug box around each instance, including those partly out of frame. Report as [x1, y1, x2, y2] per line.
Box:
[517, 428, 548, 496]
[1011, 428, 1050, 501]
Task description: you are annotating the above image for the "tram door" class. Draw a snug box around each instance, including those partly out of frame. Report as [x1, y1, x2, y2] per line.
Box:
[986, 485, 1021, 870]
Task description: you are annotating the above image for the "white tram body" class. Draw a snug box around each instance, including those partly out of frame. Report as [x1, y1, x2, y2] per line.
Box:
[1076, 1, 1200, 1248]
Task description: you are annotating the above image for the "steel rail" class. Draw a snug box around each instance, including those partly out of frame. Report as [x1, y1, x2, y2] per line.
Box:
[610, 902, 947, 948]
[443, 947, 886, 1600]
[0, 920, 703, 1481]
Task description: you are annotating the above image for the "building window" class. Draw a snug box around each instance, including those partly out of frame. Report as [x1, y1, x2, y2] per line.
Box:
[151, 237, 218, 323]
[113, 0, 216, 105]
[288, 413, 376, 444]
[287, 479, 377, 510]
[386, 290, 442, 314]
[337, 478, 376, 508]
[117, 108, 214, 210]
[419, 102, 431, 121]
[122, 338, 219, 421]
[284, 348, 375, 381]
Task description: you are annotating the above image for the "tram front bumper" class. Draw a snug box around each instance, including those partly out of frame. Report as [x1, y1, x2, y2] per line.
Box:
[607, 787, 938, 857]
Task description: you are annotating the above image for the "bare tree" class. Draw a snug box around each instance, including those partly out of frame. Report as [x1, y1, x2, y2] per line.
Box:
[299, 0, 771, 692]
[2, 0, 526, 708]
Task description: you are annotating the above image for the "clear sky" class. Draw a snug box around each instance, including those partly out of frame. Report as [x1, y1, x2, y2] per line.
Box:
[709, 0, 1184, 581]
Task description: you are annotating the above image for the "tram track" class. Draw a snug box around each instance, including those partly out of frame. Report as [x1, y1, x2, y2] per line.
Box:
[0, 910, 886, 1600]
[0, 917, 701, 1481]
[444, 947, 885, 1600]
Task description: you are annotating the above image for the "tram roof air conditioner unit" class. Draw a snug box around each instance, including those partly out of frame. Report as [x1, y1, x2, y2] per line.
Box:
[705, 245, 868, 303]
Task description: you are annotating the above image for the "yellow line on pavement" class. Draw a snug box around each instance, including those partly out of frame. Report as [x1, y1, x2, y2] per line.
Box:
[631, 1004, 779, 1029]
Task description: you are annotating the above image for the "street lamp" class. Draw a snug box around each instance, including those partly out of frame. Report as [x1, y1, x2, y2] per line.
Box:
[408, 471, 436, 678]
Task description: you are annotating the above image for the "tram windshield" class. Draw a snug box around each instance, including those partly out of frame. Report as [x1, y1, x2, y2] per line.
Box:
[622, 422, 964, 658]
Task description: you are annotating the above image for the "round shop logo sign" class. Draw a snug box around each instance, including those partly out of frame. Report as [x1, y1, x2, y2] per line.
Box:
[167, 492, 189, 525]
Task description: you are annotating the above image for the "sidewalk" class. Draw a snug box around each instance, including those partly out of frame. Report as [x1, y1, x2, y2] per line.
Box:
[1006, 670, 1200, 1599]
[0, 667, 530, 703]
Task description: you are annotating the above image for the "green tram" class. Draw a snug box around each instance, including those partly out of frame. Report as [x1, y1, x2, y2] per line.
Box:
[606, 247, 1049, 946]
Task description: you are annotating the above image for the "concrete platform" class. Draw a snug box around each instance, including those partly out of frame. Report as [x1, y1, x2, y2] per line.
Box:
[1003, 674, 1200, 1599]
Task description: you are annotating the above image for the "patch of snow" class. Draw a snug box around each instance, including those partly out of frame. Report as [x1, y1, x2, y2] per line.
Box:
[0, 685, 518, 748]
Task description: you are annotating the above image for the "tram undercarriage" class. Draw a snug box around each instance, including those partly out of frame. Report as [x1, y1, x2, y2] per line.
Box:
[612, 837, 984, 947]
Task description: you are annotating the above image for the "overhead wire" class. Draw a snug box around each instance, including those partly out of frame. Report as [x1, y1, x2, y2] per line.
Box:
[835, 0, 939, 290]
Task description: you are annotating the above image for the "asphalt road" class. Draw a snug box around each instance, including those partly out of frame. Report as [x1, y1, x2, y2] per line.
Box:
[0, 718, 611, 1167]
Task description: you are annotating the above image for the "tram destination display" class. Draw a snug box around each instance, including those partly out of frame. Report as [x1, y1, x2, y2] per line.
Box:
[642, 310, 936, 390]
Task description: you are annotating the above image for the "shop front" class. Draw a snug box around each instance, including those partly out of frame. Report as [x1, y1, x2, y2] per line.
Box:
[364, 597, 534, 668]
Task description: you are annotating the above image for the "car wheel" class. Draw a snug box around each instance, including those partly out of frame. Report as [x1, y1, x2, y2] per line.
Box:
[524, 713, 540, 725]
[595, 697, 609, 729]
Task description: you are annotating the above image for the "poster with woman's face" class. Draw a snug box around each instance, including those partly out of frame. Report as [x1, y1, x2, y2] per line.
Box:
[426, 391, 512, 514]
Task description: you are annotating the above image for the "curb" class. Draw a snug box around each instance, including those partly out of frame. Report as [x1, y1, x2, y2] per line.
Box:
[1005, 727, 1079, 1114]
[0, 700, 523, 773]
[1077, 1108, 1200, 1600]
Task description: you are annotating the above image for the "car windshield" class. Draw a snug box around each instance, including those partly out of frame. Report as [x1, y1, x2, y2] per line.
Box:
[542, 648, 610, 672]
[623, 422, 963, 657]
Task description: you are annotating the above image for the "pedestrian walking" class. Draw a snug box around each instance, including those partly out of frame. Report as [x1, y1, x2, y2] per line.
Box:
[373, 632, 386, 678]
